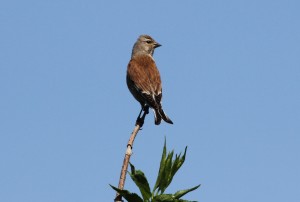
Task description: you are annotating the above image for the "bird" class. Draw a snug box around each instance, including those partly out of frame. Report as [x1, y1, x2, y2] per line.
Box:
[126, 35, 173, 125]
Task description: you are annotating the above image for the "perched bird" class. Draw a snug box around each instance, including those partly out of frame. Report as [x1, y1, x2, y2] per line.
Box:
[126, 35, 173, 125]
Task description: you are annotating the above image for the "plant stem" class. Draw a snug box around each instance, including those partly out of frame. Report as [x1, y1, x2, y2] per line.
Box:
[114, 110, 147, 202]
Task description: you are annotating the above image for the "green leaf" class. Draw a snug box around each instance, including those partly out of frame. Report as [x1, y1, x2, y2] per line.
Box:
[129, 163, 151, 201]
[173, 184, 201, 199]
[153, 138, 167, 193]
[153, 140, 190, 195]
[159, 150, 174, 193]
[168, 147, 188, 188]
[153, 194, 198, 202]
[153, 194, 174, 202]
[109, 185, 143, 202]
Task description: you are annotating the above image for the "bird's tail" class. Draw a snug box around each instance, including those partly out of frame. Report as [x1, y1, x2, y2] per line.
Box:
[153, 109, 162, 125]
[154, 107, 173, 125]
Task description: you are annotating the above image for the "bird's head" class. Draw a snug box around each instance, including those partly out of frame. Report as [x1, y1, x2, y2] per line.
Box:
[132, 35, 161, 57]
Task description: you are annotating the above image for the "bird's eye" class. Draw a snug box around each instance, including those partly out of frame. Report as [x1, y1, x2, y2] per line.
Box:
[146, 40, 152, 44]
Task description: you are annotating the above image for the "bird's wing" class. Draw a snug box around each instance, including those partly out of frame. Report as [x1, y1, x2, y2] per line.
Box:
[127, 55, 162, 108]
[143, 56, 163, 105]
[145, 57, 162, 95]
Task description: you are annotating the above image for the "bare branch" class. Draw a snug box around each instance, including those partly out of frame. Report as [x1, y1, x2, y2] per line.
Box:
[114, 110, 148, 202]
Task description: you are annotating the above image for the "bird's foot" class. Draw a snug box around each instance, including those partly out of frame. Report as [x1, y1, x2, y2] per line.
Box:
[135, 117, 145, 127]
[142, 105, 149, 114]
[135, 106, 149, 127]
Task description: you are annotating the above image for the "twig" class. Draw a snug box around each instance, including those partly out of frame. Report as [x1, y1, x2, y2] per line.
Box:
[114, 110, 148, 202]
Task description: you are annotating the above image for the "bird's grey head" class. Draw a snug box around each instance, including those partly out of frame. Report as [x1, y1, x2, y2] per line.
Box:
[131, 35, 161, 58]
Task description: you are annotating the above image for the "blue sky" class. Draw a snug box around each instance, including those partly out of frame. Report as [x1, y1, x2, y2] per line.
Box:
[1, 1, 299, 201]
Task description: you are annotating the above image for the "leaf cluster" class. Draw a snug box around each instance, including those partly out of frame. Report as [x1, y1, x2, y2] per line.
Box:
[111, 139, 200, 202]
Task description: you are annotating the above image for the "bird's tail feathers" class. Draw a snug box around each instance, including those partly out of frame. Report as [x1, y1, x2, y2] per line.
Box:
[159, 108, 173, 124]
[153, 109, 162, 125]
[154, 107, 173, 125]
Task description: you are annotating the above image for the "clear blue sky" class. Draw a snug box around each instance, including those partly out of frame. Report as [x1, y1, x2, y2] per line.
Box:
[1, 1, 299, 201]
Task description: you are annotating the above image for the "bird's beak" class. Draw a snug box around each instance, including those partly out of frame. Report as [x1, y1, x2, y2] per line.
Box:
[154, 42, 162, 48]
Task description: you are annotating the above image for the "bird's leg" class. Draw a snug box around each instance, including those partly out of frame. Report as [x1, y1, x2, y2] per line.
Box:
[143, 105, 149, 114]
[137, 108, 143, 119]
[135, 105, 149, 127]
[135, 107, 144, 126]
